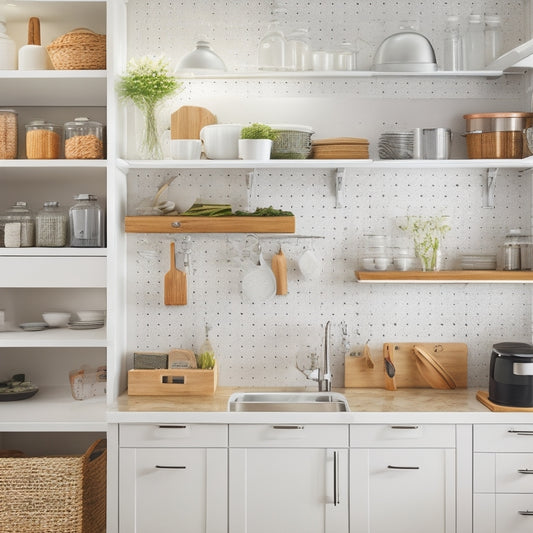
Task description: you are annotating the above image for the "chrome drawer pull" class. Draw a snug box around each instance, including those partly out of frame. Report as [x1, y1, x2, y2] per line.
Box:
[390, 425, 419, 430]
[518, 469, 533, 474]
[508, 430, 533, 436]
[518, 510, 533, 516]
[333, 451, 340, 506]
[272, 425, 304, 430]
[387, 465, 420, 470]
[158, 425, 188, 429]
[155, 465, 186, 469]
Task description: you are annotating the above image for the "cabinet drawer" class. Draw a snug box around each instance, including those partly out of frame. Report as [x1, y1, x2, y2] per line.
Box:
[475, 453, 533, 493]
[229, 424, 348, 447]
[120, 423, 227, 447]
[495, 494, 533, 533]
[350, 424, 455, 448]
[0, 256, 106, 287]
[474, 425, 533, 452]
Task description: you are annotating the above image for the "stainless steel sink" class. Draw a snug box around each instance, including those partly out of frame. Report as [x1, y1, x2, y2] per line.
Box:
[227, 392, 350, 412]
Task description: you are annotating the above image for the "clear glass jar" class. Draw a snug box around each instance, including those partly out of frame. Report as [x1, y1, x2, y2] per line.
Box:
[36, 201, 68, 247]
[63, 117, 104, 159]
[443, 15, 462, 71]
[69, 194, 104, 247]
[334, 41, 356, 71]
[286, 28, 312, 71]
[0, 109, 17, 159]
[462, 14, 485, 70]
[258, 14, 286, 70]
[0, 201, 34, 247]
[484, 14, 503, 65]
[25, 120, 62, 159]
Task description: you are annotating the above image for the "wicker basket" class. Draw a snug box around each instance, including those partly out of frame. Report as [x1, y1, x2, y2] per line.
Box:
[0, 439, 106, 533]
[270, 124, 314, 159]
[47, 28, 106, 70]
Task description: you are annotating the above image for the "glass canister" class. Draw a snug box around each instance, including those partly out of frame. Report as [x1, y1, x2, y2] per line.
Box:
[64, 117, 104, 159]
[0, 201, 35, 247]
[0, 109, 17, 159]
[36, 201, 68, 247]
[69, 194, 104, 247]
[25, 120, 62, 159]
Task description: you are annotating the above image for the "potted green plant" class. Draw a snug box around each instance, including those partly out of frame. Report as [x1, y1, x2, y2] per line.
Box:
[238, 123, 278, 160]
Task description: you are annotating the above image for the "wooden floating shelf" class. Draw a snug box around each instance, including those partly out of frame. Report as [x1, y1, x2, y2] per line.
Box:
[124, 216, 296, 234]
[355, 270, 533, 283]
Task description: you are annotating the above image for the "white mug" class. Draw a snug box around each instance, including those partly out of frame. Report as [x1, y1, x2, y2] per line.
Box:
[200, 124, 242, 159]
[171, 139, 202, 159]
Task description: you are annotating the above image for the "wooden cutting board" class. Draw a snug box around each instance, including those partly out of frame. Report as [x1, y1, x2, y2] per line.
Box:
[170, 106, 217, 139]
[345, 342, 468, 388]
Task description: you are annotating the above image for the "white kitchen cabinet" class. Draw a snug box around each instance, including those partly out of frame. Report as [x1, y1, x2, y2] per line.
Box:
[119, 423, 228, 533]
[228, 423, 349, 533]
[473, 424, 533, 533]
[350, 425, 456, 533]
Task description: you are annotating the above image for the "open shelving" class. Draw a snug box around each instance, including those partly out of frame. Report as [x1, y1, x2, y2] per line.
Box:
[355, 270, 533, 283]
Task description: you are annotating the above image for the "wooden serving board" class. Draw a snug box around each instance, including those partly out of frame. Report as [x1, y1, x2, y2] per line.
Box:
[345, 342, 467, 389]
[476, 390, 533, 411]
[170, 106, 216, 139]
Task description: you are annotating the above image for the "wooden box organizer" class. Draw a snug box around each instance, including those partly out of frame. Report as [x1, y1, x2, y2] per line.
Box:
[127, 362, 218, 396]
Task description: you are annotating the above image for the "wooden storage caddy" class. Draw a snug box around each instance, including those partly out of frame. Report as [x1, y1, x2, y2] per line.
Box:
[128, 362, 218, 396]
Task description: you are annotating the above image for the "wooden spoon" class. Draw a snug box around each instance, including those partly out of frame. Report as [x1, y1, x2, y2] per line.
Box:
[412, 345, 456, 389]
[164, 241, 187, 305]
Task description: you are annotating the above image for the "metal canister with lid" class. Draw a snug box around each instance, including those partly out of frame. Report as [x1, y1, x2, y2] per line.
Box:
[25, 120, 62, 159]
[0, 201, 35, 247]
[64, 117, 104, 159]
[36, 201, 68, 247]
[69, 194, 104, 247]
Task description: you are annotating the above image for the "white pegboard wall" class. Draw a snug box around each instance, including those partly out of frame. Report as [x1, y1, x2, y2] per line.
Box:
[128, 167, 533, 387]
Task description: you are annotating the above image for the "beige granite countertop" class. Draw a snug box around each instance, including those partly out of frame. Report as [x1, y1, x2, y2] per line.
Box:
[108, 387, 533, 424]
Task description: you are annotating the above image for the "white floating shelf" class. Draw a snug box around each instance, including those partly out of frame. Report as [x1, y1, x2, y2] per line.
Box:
[120, 158, 533, 171]
[0, 386, 107, 432]
[0, 327, 107, 348]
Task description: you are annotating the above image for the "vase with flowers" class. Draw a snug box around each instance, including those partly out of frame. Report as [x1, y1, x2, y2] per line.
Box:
[117, 55, 182, 159]
[398, 215, 451, 271]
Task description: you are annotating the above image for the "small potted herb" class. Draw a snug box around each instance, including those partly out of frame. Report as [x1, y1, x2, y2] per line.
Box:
[238, 123, 278, 160]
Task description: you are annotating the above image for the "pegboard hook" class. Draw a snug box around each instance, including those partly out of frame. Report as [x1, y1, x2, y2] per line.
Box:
[335, 168, 345, 208]
[483, 168, 497, 209]
[246, 170, 257, 211]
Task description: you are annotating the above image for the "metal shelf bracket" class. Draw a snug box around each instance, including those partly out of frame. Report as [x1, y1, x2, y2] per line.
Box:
[335, 168, 346, 208]
[483, 168, 498, 209]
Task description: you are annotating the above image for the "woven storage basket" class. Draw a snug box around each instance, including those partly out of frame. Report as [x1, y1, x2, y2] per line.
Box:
[270, 124, 314, 159]
[0, 439, 106, 533]
[47, 28, 106, 70]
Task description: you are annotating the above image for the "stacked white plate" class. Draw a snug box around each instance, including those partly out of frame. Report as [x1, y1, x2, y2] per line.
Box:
[69, 310, 105, 330]
[378, 131, 414, 159]
[460, 254, 497, 270]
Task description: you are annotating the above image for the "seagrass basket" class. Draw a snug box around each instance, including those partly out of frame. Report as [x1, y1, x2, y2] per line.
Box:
[47, 28, 106, 70]
[0, 439, 106, 533]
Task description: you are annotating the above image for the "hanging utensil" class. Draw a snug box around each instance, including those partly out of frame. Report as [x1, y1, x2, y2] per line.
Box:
[164, 241, 187, 305]
[241, 245, 277, 303]
[384, 343, 397, 391]
[363, 343, 375, 369]
[271, 246, 288, 295]
[412, 345, 456, 389]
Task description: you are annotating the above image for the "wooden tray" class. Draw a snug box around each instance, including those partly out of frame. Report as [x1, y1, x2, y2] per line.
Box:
[345, 342, 467, 389]
[476, 390, 533, 411]
[128, 362, 218, 396]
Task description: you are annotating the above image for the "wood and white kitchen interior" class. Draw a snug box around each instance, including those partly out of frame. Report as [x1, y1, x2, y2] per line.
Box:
[1, 1, 533, 532]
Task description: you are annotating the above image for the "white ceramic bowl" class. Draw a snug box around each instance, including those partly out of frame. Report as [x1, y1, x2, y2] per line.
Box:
[76, 310, 105, 322]
[42, 312, 72, 328]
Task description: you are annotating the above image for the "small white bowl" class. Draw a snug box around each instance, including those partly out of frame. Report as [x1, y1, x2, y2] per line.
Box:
[76, 310, 105, 322]
[42, 312, 71, 328]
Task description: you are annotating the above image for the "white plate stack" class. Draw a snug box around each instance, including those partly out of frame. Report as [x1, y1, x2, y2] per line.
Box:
[69, 310, 106, 330]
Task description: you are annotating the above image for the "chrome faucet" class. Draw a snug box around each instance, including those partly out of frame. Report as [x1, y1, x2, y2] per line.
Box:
[319, 321, 332, 391]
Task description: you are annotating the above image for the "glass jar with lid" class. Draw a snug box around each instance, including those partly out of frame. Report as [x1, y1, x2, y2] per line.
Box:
[69, 194, 104, 247]
[0, 201, 34, 247]
[36, 201, 68, 247]
[64, 117, 104, 159]
[0, 109, 17, 159]
[25, 120, 62, 159]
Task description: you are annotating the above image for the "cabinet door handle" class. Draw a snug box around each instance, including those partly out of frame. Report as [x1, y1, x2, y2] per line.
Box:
[158, 425, 188, 429]
[272, 425, 304, 430]
[390, 425, 419, 430]
[333, 451, 340, 506]
[387, 465, 420, 470]
[518, 469, 533, 474]
[508, 430, 533, 436]
[155, 465, 187, 469]
[518, 510, 533, 516]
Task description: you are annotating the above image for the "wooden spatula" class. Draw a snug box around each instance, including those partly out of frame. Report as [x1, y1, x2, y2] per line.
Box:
[164, 241, 187, 305]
